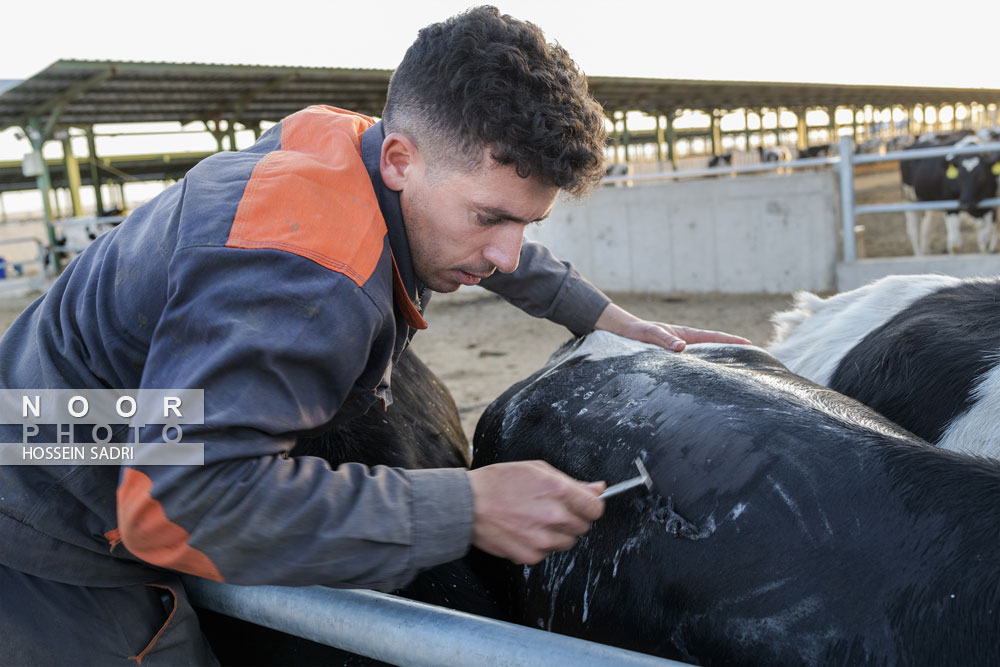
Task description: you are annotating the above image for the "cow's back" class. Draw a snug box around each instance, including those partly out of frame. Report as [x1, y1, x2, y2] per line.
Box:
[473, 333, 1000, 665]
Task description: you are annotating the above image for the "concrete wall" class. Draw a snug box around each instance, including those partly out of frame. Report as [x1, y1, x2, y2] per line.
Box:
[837, 255, 1000, 292]
[527, 170, 840, 294]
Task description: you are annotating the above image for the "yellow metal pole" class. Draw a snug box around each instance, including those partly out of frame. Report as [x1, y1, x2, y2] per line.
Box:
[655, 114, 664, 163]
[62, 136, 84, 217]
[796, 108, 807, 151]
[86, 128, 105, 215]
[710, 111, 721, 156]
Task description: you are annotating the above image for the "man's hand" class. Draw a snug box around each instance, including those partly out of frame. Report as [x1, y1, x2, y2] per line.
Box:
[594, 303, 752, 352]
[467, 461, 605, 565]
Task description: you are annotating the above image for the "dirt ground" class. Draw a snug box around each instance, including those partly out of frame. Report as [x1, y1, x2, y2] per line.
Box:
[0, 166, 944, 440]
[410, 290, 793, 439]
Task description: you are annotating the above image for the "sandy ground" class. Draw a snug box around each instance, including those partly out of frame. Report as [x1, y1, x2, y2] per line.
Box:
[0, 167, 957, 440]
[410, 290, 793, 439]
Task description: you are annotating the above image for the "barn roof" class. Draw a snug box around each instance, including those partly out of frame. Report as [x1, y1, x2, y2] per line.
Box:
[2, 59, 999, 131]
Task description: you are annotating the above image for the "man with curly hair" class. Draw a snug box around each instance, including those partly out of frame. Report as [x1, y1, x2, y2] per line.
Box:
[0, 6, 748, 664]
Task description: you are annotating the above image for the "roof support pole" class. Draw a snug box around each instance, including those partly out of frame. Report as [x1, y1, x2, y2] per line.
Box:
[826, 106, 836, 144]
[759, 108, 767, 148]
[26, 116, 59, 273]
[608, 113, 620, 162]
[852, 107, 859, 143]
[743, 109, 752, 151]
[654, 114, 664, 163]
[61, 134, 84, 217]
[621, 112, 631, 162]
[665, 112, 675, 169]
[86, 127, 105, 215]
[795, 107, 807, 150]
[710, 111, 721, 156]
[0, 192, 6, 223]
[226, 120, 237, 151]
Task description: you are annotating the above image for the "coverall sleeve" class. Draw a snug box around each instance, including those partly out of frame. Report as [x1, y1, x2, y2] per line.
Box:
[115, 244, 473, 591]
[479, 240, 611, 336]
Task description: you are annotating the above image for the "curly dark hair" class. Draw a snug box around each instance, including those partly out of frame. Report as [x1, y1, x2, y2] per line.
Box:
[382, 6, 608, 197]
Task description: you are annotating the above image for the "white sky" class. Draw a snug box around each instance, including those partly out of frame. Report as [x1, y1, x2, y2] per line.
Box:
[2, 0, 998, 216]
[2, 0, 998, 88]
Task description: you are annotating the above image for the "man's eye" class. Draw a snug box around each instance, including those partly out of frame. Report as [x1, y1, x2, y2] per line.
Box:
[476, 214, 501, 225]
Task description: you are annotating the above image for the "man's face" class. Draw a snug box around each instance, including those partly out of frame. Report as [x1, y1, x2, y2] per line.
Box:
[384, 138, 559, 293]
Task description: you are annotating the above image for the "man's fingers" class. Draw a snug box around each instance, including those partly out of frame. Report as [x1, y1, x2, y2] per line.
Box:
[561, 481, 605, 522]
[634, 323, 686, 351]
[672, 325, 752, 345]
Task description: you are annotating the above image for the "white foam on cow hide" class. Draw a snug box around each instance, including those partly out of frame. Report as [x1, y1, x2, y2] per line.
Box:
[767, 274, 960, 386]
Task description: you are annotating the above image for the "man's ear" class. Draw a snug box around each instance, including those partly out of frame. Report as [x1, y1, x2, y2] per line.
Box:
[380, 133, 420, 192]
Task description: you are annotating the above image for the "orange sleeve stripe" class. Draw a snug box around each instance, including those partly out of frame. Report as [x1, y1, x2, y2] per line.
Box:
[103, 528, 121, 551]
[117, 468, 224, 582]
[227, 106, 386, 286]
[391, 251, 428, 330]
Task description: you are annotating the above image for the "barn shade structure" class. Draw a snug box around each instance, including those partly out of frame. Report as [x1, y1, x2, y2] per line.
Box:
[2, 59, 999, 238]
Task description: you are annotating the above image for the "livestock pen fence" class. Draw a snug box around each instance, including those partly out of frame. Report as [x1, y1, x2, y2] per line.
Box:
[591, 135, 1000, 294]
[184, 577, 683, 666]
[834, 134, 1000, 262]
[0, 214, 124, 294]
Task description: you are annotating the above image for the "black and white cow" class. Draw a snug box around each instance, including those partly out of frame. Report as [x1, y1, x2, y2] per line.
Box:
[797, 144, 835, 159]
[757, 145, 793, 163]
[769, 274, 1000, 458]
[707, 152, 732, 168]
[900, 135, 1000, 254]
[472, 332, 1000, 665]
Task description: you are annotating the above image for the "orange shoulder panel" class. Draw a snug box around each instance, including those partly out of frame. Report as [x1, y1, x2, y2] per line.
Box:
[117, 468, 224, 582]
[227, 106, 386, 286]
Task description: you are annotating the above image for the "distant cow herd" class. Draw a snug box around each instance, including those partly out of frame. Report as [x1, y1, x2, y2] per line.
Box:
[199, 274, 1000, 666]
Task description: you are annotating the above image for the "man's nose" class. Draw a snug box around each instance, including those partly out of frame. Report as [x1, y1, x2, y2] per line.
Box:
[483, 225, 524, 274]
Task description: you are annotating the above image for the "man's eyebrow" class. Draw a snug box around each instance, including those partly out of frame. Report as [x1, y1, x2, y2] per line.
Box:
[477, 205, 553, 223]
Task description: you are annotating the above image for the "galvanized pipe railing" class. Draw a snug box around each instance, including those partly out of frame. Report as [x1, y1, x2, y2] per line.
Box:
[184, 578, 685, 667]
[0, 235, 49, 292]
[837, 136, 1000, 262]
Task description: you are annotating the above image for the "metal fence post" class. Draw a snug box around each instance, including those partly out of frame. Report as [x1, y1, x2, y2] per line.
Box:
[837, 134, 856, 263]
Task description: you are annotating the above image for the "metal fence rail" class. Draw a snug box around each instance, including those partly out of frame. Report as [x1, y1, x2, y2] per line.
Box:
[838, 135, 1000, 262]
[602, 136, 1000, 265]
[185, 578, 683, 667]
[0, 235, 48, 293]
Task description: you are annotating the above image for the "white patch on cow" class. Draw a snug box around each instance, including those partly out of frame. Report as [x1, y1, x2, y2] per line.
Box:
[974, 210, 998, 253]
[945, 213, 963, 253]
[961, 157, 981, 173]
[767, 274, 961, 386]
[555, 330, 660, 365]
[938, 358, 1000, 458]
[946, 135, 979, 161]
[729, 502, 747, 520]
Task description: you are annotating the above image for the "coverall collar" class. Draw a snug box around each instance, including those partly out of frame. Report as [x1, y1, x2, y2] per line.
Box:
[361, 121, 430, 317]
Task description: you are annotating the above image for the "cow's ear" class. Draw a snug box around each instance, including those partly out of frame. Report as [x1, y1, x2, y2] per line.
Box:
[946, 164, 959, 179]
[992, 161, 1000, 176]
